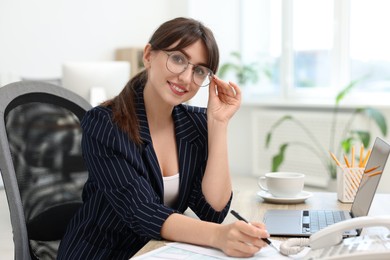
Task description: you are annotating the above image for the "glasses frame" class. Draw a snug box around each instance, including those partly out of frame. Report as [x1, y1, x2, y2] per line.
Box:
[163, 51, 214, 87]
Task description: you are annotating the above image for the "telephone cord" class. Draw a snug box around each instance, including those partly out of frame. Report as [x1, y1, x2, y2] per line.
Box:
[279, 238, 310, 256]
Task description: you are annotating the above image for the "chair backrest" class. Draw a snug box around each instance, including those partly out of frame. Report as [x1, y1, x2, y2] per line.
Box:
[0, 81, 92, 260]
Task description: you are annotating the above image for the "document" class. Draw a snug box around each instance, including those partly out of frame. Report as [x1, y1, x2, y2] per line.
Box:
[133, 239, 309, 259]
[132, 245, 216, 259]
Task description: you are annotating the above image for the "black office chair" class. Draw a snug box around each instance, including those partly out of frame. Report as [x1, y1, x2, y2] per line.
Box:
[0, 81, 92, 260]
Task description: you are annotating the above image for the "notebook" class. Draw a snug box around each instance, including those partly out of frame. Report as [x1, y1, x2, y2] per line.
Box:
[263, 137, 390, 237]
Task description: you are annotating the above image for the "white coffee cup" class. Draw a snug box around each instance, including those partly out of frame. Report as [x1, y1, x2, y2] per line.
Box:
[258, 172, 305, 198]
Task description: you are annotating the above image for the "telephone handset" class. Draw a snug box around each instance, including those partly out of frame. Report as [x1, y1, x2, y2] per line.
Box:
[280, 215, 390, 259]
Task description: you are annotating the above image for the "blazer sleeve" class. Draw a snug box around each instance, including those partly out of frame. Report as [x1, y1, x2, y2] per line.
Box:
[81, 107, 175, 240]
[188, 171, 232, 223]
[180, 106, 232, 223]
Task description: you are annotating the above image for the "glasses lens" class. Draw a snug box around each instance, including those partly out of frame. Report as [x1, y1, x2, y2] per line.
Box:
[193, 66, 212, 87]
[167, 52, 187, 74]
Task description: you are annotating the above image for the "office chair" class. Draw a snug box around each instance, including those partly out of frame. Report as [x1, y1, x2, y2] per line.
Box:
[0, 81, 92, 260]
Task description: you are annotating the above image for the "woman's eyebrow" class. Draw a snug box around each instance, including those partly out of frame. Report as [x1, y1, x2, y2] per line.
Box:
[180, 49, 191, 59]
[180, 49, 208, 67]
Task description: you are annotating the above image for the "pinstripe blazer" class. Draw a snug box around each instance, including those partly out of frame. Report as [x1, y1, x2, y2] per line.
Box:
[57, 86, 232, 259]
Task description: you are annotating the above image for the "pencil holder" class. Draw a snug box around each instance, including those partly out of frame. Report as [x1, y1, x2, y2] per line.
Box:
[337, 166, 364, 203]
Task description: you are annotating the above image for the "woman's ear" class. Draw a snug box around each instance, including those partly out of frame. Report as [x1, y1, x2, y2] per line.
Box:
[143, 44, 152, 68]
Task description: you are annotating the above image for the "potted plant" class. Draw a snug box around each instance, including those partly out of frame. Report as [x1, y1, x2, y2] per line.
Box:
[218, 51, 264, 86]
[265, 78, 388, 179]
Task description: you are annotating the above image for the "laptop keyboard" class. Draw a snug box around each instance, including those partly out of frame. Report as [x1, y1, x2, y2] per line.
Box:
[302, 210, 346, 234]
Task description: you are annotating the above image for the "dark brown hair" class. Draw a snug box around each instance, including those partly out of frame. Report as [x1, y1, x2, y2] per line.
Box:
[102, 17, 219, 144]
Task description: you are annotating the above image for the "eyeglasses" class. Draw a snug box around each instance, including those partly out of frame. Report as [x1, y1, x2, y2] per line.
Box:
[163, 51, 213, 87]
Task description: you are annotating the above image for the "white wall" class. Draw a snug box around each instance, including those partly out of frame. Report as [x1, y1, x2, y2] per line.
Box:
[0, 0, 241, 85]
[0, 0, 167, 80]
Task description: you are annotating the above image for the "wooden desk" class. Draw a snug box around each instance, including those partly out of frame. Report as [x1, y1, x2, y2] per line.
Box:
[135, 191, 390, 257]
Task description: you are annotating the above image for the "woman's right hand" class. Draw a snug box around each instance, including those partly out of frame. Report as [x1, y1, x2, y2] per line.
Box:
[207, 76, 241, 124]
[212, 221, 270, 257]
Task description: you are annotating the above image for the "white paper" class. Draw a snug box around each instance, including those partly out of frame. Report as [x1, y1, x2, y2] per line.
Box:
[132, 244, 217, 259]
[133, 239, 310, 260]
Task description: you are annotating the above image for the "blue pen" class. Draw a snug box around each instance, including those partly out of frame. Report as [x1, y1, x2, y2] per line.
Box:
[230, 210, 279, 252]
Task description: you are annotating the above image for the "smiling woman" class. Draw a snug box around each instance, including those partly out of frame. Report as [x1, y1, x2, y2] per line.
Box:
[55, 17, 267, 260]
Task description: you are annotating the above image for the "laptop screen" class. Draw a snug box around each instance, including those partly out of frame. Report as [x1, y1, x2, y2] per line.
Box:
[351, 137, 390, 217]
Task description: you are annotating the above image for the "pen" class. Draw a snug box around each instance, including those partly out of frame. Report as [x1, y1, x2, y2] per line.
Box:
[230, 210, 279, 252]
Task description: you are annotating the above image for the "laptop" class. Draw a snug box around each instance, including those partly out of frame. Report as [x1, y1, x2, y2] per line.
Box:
[263, 137, 390, 237]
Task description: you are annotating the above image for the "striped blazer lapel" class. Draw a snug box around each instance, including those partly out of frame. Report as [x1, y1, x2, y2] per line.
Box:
[172, 106, 204, 210]
[142, 143, 164, 198]
[136, 88, 164, 198]
[176, 137, 200, 210]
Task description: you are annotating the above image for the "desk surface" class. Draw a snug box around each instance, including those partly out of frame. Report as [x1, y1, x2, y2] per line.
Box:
[135, 191, 390, 257]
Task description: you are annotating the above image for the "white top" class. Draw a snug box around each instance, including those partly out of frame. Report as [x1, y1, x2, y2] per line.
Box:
[163, 173, 180, 207]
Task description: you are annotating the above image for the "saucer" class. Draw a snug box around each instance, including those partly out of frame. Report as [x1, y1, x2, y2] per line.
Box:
[257, 190, 313, 204]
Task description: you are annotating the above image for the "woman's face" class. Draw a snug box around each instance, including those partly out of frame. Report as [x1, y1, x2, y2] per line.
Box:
[143, 40, 208, 106]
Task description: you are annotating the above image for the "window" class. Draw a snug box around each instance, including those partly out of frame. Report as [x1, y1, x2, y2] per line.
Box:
[241, 0, 282, 96]
[350, 0, 390, 94]
[292, 0, 333, 89]
[241, 0, 390, 104]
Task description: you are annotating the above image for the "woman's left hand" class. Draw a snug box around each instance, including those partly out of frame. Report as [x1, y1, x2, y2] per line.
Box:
[207, 75, 241, 123]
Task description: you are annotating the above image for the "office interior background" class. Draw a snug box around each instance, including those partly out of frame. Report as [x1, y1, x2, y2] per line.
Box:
[1, 0, 390, 193]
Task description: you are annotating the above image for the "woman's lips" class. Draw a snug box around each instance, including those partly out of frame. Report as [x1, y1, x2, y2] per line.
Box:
[169, 82, 187, 96]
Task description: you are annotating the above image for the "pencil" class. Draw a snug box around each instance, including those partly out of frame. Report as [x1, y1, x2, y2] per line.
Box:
[362, 149, 371, 168]
[364, 165, 380, 174]
[230, 210, 279, 252]
[367, 171, 382, 177]
[329, 152, 342, 167]
[359, 145, 364, 167]
[344, 154, 351, 168]
[351, 146, 355, 168]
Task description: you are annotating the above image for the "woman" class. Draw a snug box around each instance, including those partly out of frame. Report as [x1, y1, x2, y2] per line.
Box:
[58, 17, 269, 259]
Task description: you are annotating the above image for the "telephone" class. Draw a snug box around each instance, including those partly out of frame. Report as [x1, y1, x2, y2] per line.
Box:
[280, 215, 390, 259]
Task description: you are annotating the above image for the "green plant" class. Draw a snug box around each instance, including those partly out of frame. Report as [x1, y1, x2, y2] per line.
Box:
[218, 52, 261, 85]
[265, 78, 388, 179]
